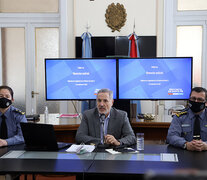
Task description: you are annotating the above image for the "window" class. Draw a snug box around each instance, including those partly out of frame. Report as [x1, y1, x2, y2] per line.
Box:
[178, 0, 207, 11]
[1, 28, 26, 110]
[176, 26, 202, 86]
[0, 0, 58, 13]
[0, 0, 70, 115]
[165, 0, 207, 87]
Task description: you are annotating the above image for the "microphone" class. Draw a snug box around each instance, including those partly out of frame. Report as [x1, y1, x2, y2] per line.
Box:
[100, 114, 105, 136]
[100, 114, 105, 125]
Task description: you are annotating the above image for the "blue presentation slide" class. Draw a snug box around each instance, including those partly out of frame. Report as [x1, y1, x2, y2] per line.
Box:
[118, 58, 192, 100]
[46, 59, 117, 100]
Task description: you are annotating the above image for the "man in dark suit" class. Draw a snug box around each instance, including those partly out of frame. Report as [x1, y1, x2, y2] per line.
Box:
[76, 88, 136, 146]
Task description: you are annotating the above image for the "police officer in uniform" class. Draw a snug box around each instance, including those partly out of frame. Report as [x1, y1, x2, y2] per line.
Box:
[0, 85, 27, 147]
[167, 87, 207, 151]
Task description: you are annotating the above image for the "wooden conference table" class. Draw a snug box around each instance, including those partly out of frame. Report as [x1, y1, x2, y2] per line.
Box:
[0, 143, 207, 180]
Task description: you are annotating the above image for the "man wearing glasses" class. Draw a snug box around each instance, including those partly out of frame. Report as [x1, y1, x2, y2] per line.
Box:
[167, 87, 207, 151]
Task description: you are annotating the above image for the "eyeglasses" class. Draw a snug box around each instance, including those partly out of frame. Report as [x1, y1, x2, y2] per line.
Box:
[189, 97, 206, 103]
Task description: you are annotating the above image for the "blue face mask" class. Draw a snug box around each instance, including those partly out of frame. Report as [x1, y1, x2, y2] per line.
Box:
[0, 97, 12, 108]
[189, 100, 206, 113]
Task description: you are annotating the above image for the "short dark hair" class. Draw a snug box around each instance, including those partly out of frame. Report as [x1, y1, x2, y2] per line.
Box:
[190, 87, 207, 101]
[0, 85, 14, 99]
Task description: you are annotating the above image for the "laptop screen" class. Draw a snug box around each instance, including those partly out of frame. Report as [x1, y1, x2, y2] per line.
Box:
[20, 123, 65, 151]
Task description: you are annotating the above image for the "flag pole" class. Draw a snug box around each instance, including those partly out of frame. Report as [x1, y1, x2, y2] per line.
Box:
[86, 21, 90, 32]
[133, 18, 135, 33]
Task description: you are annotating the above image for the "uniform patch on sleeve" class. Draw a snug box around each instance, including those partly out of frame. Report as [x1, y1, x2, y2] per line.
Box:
[13, 109, 25, 115]
[176, 111, 187, 117]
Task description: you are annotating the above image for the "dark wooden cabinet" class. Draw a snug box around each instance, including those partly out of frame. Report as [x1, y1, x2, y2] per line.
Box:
[131, 121, 170, 142]
[54, 124, 79, 143]
[54, 121, 170, 143]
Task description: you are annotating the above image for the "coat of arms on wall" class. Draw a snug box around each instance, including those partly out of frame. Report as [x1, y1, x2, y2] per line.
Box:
[105, 3, 127, 32]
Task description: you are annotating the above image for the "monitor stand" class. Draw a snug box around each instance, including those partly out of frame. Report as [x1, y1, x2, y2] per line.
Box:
[113, 99, 130, 118]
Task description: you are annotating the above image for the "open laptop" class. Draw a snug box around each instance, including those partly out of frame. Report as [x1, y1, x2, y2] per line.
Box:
[20, 122, 72, 151]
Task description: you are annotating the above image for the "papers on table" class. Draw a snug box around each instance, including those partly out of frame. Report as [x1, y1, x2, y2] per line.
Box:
[59, 114, 79, 118]
[66, 144, 95, 154]
[105, 149, 121, 154]
[160, 153, 178, 162]
[106, 148, 138, 154]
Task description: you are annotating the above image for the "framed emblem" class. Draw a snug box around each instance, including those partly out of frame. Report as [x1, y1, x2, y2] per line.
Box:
[105, 3, 127, 32]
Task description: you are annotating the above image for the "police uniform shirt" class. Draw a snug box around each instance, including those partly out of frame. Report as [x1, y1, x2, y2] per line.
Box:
[0, 106, 27, 146]
[166, 108, 207, 148]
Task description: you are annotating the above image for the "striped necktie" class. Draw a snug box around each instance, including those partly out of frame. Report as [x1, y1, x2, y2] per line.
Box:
[100, 114, 105, 144]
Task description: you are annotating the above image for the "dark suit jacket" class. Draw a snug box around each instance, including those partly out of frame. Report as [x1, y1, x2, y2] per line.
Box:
[75, 107, 136, 146]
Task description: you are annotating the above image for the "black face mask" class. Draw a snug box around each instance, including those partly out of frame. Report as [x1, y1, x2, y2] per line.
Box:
[0, 97, 12, 109]
[189, 100, 206, 113]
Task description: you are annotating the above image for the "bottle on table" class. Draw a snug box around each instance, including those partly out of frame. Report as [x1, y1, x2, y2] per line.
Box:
[44, 106, 49, 124]
[136, 133, 144, 150]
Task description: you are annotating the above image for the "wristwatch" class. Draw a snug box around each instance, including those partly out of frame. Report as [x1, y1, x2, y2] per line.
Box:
[183, 143, 187, 149]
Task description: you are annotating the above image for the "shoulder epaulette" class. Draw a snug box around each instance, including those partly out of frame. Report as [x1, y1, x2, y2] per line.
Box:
[176, 111, 187, 117]
[13, 109, 25, 115]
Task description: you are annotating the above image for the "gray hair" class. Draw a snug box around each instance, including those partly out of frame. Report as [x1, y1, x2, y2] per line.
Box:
[97, 88, 113, 99]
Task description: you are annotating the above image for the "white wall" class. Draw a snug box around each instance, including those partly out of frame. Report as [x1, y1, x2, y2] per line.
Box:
[72, 0, 164, 116]
[74, 0, 156, 36]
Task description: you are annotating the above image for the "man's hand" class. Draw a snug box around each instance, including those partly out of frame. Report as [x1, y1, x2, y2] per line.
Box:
[104, 134, 120, 146]
[0, 139, 8, 147]
[186, 140, 207, 151]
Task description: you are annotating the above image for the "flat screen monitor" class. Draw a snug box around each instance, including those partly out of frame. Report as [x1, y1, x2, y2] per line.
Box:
[45, 58, 117, 100]
[118, 57, 192, 100]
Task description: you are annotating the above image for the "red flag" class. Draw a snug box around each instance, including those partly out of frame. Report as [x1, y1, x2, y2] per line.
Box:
[129, 34, 137, 58]
[128, 33, 141, 114]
